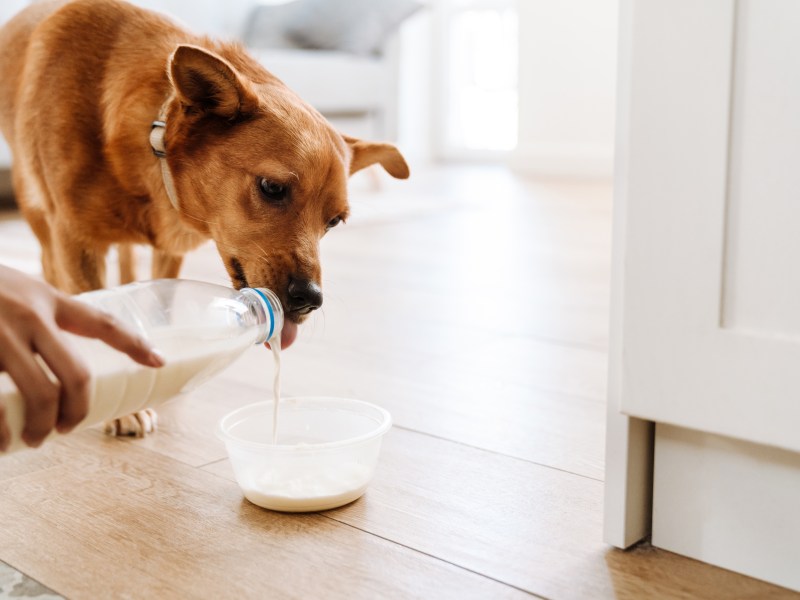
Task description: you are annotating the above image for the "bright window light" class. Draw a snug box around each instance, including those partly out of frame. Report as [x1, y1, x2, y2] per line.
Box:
[442, 1, 518, 154]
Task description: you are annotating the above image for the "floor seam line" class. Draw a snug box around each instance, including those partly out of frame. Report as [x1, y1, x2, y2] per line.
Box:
[321, 516, 551, 600]
[390, 424, 604, 483]
[195, 456, 229, 469]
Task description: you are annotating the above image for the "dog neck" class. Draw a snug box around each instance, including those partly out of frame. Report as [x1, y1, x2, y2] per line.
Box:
[149, 102, 180, 211]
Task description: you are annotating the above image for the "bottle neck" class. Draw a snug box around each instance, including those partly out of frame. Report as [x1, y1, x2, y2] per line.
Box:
[240, 287, 284, 345]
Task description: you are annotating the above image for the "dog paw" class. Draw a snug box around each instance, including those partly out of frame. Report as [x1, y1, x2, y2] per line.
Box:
[104, 409, 158, 438]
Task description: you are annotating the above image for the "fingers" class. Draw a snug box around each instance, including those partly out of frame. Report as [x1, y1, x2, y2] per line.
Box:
[32, 324, 91, 434]
[2, 335, 61, 448]
[55, 296, 165, 368]
[0, 266, 164, 451]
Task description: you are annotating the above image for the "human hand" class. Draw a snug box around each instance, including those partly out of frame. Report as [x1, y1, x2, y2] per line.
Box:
[0, 265, 164, 450]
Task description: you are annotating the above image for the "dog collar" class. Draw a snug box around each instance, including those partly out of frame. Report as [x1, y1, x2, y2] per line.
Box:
[149, 118, 180, 211]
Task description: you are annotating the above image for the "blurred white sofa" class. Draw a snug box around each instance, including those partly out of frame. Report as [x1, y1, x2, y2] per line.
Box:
[241, 0, 421, 141]
[247, 46, 398, 141]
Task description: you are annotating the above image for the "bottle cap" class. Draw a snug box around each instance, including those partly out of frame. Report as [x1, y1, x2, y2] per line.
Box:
[244, 287, 284, 344]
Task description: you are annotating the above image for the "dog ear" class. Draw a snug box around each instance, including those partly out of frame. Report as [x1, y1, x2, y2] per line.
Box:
[343, 135, 410, 179]
[169, 45, 258, 119]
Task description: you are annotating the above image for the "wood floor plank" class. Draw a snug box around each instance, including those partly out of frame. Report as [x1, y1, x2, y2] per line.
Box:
[112, 361, 604, 483]
[203, 427, 796, 600]
[0, 432, 531, 600]
[203, 427, 609, 598]
[364, 332, 604, 402]
[0, 445, 62, 483]
[212, 342, 607, 479]
[602, 544, 798, 600]
[302, 282, 611, 354]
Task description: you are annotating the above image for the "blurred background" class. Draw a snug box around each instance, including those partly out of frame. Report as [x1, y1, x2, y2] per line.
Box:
[0, 0, 618, 196]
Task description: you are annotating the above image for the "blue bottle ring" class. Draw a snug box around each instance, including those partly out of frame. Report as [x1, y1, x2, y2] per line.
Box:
[251, 288, 275, 341]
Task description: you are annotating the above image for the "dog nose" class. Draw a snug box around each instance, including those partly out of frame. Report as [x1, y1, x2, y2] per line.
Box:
[287, 278, 323, 314]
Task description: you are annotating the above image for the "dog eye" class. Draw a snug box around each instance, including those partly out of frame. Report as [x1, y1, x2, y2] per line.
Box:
[326, 216, 343, 231]
[258, 178, 288, 202]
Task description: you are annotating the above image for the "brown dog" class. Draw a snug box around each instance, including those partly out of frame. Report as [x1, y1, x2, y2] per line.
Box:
[0, 0, 408, 435]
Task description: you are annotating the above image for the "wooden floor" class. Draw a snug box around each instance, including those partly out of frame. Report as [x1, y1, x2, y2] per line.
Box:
[0, 165, 795, 599]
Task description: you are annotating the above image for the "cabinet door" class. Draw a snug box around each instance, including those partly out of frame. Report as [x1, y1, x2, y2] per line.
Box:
[619, 0, 800, 453]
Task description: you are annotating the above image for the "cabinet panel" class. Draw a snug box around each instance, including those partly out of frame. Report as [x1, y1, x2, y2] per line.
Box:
[723, 0, 800, 337]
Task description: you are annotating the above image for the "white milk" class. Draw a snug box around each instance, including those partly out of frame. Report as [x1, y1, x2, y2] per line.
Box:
[0, 328, 250, 454]
[241, 462, 372, 512]
[242, 484, 368, 513]
[270, 340, 281, 444]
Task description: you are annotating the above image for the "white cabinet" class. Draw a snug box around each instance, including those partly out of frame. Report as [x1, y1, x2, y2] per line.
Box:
[606, 0, 800, 591]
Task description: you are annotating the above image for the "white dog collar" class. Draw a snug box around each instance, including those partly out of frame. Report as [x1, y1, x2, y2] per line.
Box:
[149, 118, 180, 211]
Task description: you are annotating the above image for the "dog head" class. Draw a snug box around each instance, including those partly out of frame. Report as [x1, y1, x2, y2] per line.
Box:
[162, 45, 409, 346]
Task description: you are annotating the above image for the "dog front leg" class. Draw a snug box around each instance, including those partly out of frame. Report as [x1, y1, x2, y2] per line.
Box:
[11, 166, 59, 288]
[51, 226, 107, 294]
[151, 250, 183, 279]
[118, 244, 136, 284]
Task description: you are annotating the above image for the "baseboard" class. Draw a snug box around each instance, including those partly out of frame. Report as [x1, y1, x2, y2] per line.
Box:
[510, 142, 614, 180]
[653, 424, 800, 592]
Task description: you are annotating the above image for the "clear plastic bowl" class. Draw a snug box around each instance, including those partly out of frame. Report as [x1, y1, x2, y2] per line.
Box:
[217, 397, 392, 512]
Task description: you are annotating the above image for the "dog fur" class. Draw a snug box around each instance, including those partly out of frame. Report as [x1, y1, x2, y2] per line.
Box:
[0, 0, 408, 435]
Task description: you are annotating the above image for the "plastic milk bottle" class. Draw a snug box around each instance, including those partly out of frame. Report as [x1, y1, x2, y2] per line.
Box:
[0, 279, 282, 453]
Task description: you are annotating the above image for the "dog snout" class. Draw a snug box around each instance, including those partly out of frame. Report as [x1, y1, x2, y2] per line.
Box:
[287, 277, 323, 315]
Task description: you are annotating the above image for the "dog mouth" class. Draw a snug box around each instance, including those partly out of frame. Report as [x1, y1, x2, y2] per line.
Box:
[260, 305, 301, 350]
[229, 257, 249, 289]
[228, 257, 314, 348]
[226, 257, 308, 350]
[274, 319, 298, 349]
[261, 309, 301, 350]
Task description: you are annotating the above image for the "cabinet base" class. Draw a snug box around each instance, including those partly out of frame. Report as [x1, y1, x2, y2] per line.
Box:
[653, 424, 800, 592]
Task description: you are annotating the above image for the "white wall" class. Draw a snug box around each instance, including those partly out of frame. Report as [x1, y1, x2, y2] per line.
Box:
[512, 0, 618, 179]
[396, 9, 435, 164]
